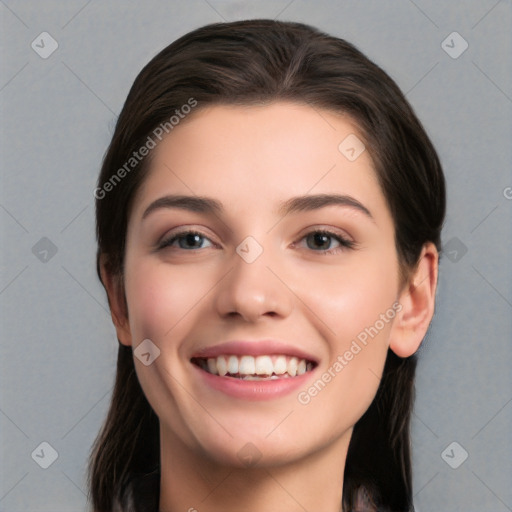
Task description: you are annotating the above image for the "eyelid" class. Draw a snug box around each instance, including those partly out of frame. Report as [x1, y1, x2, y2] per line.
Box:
[295, 224, 354, 242]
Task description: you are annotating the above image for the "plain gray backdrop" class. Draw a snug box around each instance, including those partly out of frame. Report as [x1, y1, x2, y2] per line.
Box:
[1, 1, 511, 511]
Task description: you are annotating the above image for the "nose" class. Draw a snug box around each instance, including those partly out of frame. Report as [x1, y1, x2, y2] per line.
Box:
[214, 241, 293, 323]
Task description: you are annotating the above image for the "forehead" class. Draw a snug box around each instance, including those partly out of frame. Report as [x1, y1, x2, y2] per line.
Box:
[131, 102, 390, 226]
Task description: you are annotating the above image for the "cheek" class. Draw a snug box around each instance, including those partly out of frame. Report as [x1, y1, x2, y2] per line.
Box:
[292, 249, 398, 420]
[296, 249, 399, 351]
[122, 258, 218, 442]
[123, 258, 213, 344]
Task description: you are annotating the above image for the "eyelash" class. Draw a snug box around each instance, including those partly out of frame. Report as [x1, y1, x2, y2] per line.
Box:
[157, 228, 356, 255]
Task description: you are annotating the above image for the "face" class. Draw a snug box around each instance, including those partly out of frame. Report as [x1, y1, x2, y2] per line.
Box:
[119, 102, 405, 468]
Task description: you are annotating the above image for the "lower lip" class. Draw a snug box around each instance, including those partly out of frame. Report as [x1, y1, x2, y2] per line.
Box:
[192, 363, 315, 401]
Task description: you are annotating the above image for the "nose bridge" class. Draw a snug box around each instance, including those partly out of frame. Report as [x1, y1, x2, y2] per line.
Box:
[215, 235, 292, 322]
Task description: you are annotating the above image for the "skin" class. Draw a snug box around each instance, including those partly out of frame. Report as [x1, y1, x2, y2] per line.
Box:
[102, 102, 438, 512]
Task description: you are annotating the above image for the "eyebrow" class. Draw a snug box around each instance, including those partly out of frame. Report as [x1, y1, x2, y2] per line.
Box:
[141, 193, 374, 221]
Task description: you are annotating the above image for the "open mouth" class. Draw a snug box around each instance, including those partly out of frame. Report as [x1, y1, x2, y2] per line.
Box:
[191, 354, 316, 381]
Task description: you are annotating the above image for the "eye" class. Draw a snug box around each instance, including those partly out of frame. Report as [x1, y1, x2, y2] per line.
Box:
[158, 230, 214, 251]
[298, 229, 356, 255]
[156, 228, 355, 254]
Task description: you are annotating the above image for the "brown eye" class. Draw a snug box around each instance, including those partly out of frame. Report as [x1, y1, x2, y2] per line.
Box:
[300, 230, 355, 254]
[306, 232, 333, 250]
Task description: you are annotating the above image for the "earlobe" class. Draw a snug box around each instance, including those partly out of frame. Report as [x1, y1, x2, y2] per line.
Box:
[389, 242, 439, 358]
[99, 256, 133, 347]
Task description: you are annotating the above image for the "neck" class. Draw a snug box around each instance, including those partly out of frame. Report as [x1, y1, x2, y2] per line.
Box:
[158, 426, 351, 512]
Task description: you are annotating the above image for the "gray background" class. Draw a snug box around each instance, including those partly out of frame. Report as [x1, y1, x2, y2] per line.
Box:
[1, 1, 511, 511]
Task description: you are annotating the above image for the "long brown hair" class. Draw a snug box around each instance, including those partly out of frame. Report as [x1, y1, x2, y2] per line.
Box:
[88, 19, 446, 511]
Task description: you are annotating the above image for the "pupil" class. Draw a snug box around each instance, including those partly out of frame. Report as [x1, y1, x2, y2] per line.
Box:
[184, 234, 201, 248]
[312, 233, 329, 249]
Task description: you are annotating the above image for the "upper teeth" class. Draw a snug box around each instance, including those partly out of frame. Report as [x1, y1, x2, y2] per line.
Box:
[198, 355, 312, 377]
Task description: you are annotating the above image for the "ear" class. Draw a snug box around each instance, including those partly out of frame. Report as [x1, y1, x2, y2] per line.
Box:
[389, 242, 439, 358]
[99, 255, 133, 347]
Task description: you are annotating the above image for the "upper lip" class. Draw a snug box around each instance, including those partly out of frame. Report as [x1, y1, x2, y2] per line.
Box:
[191, 340, 319, 364]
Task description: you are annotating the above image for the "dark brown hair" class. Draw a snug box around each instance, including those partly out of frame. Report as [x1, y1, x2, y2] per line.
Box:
[88, 19, 445, 512]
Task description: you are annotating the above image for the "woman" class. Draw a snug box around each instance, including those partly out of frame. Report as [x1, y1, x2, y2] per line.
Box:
[88, 19, 446, 512]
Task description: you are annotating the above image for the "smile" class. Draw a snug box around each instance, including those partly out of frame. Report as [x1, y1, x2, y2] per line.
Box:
[192, 354, 315, 380]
